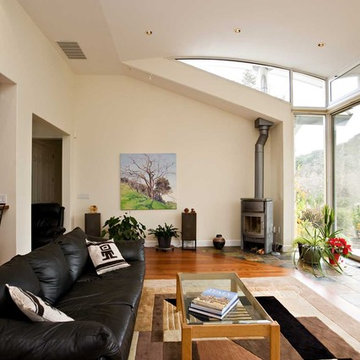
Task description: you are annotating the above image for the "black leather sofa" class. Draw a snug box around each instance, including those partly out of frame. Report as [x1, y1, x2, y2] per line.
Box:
[0, 227, 145, 360]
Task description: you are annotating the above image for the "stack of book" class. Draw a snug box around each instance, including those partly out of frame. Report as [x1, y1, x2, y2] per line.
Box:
[189, 288, 239, 319]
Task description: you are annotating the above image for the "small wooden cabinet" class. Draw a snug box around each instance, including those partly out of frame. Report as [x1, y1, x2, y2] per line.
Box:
[85, 213, 101, 237]
[181, 213, 196, 250]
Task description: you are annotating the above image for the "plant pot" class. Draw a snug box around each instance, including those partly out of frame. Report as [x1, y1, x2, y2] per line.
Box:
[158, 236, 171, 249]
[329, 252, 340, 265]
[298, 244, 322, 265]
[213, 234, 225, 250]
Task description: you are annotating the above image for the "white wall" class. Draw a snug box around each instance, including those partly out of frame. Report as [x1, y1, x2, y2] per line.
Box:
[0, 0, 74, 262]
[0, 0, 295, 260]
[73, 75, 281, 246]
[0, 80, 17, 261]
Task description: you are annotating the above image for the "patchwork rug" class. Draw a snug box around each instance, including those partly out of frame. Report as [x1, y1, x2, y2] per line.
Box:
[128, 277, 360, 360]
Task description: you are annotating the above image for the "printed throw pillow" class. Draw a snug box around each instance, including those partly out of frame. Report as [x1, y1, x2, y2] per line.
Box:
[6, 284, 74, 322]
[86, 239, 130, 275]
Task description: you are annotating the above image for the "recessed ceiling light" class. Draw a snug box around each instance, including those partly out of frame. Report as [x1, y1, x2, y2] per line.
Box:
[317, 42, 325, 47]
[234, 28, 241, 33]
[145, 30, 153, 36]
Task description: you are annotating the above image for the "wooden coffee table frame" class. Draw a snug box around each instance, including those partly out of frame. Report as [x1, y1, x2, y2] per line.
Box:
[176, 272, 280, 360]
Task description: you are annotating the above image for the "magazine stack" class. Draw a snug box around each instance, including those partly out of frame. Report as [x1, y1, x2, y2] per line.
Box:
[189, 288, 239, 319]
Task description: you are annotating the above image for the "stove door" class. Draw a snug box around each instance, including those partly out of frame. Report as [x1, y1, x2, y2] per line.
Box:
[242, 212, 264, 237]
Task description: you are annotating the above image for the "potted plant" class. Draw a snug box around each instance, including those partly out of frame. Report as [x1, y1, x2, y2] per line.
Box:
[326, 237, 352, 267]
[294, 227, 324, 266]
[101, 213, 146, 242]
[148, 223, 180, 249]
[293, 205, 341, 273]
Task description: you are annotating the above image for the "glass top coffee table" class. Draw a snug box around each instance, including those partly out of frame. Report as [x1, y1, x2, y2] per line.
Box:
[176, 272, 280, 360]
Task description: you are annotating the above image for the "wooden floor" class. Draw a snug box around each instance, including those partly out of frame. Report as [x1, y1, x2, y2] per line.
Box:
[144, 247, 360, 322]
[145, 247, 291, 279]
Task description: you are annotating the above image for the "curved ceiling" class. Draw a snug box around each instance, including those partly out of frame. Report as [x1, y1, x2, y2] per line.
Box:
[18, 0, 360, 78]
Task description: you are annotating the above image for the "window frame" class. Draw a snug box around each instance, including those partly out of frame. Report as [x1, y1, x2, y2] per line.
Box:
[329, 63, 360, 105]
[178, 57, 360, 261]
[177, 57, 327, 108]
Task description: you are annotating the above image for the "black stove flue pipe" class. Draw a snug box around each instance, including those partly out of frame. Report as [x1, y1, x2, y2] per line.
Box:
[254, 118, 274, 199]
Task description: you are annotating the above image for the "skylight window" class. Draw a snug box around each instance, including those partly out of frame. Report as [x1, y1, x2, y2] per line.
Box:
[179, 59, 290, 102]
[330, 63, 360, 103]
[292, 72, 326, 108]
[178, 58, 332, 108]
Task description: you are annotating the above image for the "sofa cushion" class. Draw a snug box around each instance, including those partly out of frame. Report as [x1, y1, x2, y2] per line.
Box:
[6, 284, 74, 322]
[0, 255, 42, 319]
[0, 318, 120, 360]
[24, 243, 73, 304]
[58, 303, 135, 360]
[115, 240, 145, 261]
[56, 227, 88, 282]
[57, 262, 145, 314]
[86, 239, 130, 275]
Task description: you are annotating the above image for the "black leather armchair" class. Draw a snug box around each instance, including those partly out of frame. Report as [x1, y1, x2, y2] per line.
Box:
[31, 203, 66, 250]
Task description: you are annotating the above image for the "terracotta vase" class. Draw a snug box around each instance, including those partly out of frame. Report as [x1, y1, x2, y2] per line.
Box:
[329, 252, 340, 265]
[213, 234, 225, 250]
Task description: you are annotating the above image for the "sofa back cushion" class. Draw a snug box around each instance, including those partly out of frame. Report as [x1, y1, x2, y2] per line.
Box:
[0, 255, 42, 319]
[56, 227, 88, 282]
[24, 243, 73, 304]
[115, 240, 145, 262]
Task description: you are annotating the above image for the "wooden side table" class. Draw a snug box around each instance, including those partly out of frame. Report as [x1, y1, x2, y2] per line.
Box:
[181, 213, 196, 250]
[85, 213, 101, 237]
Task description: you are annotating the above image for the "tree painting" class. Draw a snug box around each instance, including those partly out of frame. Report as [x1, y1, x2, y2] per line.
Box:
[120, 153, 176, 210]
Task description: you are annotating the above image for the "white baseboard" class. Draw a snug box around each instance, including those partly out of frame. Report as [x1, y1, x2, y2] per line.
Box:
[281, 244, 293, 253]
[144, 239, 240, 248]
[144, 239, 292, 254]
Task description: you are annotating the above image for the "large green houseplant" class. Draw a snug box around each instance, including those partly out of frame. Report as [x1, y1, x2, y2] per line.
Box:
[293, 205, 341, 273]
[101, 213, 146, 242]
[148, 223, 179, 249]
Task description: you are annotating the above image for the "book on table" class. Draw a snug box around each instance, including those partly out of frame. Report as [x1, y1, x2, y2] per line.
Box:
[189, 288, 239, 319]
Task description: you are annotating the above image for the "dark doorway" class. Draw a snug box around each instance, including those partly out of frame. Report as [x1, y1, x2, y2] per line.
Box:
[32, 138, 62, 204]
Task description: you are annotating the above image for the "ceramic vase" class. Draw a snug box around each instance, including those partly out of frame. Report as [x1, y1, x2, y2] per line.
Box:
[213, 234, 225, 250]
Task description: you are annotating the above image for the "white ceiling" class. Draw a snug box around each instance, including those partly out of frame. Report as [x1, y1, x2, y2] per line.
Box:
[18, 0, 360, 78]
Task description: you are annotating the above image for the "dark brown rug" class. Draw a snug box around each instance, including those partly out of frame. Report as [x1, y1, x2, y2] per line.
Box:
[130, 278, 360, 360]
[131, 293, 358, 360]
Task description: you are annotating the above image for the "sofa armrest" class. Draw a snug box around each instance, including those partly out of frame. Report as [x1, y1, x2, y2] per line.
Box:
[115, 240, 145, 262]
[0, 318, 120, 360]
[87, 236, 145, 262]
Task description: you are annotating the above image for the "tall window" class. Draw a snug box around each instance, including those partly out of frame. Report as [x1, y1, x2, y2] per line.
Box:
[334, 104, 360, 256]
[294, 115, 326, 234]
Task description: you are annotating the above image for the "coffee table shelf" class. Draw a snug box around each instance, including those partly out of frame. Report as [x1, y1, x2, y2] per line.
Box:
[176, 272, 280, 360]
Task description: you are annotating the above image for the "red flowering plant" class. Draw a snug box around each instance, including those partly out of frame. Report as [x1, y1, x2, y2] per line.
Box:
[327, 237, 352, 256]
[326, 237, 352, 268]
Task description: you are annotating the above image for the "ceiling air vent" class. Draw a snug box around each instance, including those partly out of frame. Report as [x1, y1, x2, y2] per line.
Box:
[57, 41, 86, 59]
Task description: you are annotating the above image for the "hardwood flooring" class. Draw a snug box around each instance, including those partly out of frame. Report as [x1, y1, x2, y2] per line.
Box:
[144, 247, 291, 279]
[144, 246, 360, 323]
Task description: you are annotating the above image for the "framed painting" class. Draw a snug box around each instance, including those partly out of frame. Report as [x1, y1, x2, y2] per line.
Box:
[120, 153, 176, 210]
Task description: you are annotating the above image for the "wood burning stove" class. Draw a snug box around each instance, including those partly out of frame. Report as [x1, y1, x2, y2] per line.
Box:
[241, 198, 273, 254]
[241, 118, 274, 254]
